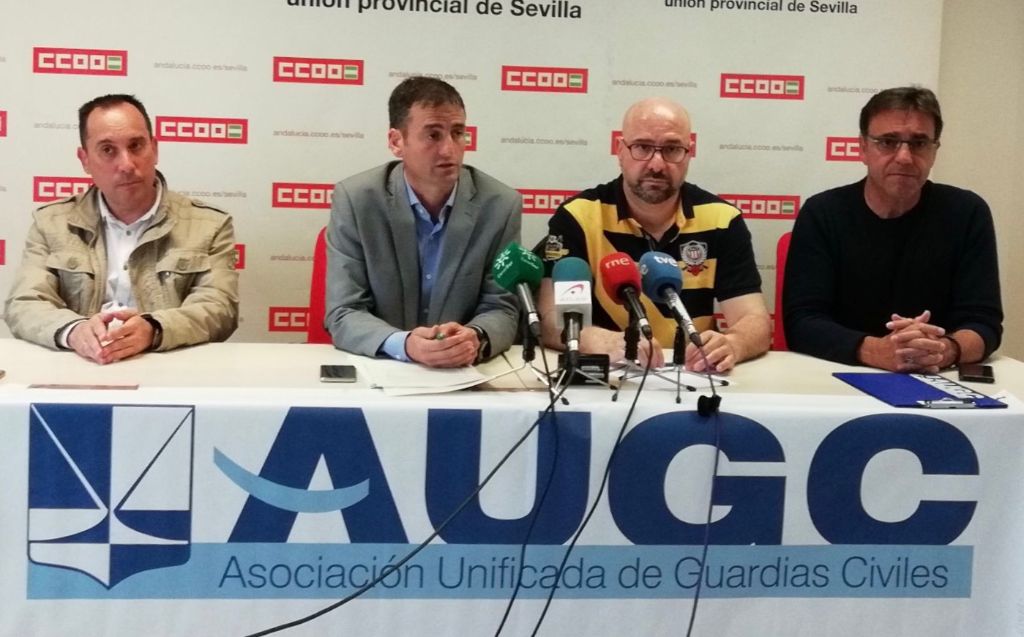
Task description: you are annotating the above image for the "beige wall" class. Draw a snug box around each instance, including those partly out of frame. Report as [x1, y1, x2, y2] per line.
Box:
[937, 0, 1024, 358]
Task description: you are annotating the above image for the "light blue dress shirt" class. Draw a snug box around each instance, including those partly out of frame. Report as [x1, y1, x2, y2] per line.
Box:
[379, 180, 457, 361]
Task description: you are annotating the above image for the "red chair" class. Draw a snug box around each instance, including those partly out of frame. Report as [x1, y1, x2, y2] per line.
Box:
[772, 231, 792, 351]
[307, 227, 332, 344]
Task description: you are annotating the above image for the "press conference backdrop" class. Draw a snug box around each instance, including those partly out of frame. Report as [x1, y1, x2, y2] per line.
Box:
[0, 0, 942, 341]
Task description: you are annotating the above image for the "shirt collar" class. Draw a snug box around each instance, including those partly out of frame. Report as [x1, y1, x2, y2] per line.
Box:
[405, 179, 458, 224]
[97, 180, 163, 230]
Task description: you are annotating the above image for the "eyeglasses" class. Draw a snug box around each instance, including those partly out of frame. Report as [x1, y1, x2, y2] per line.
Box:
[865, 135, 941, 155]
[623, 142, 691, 163]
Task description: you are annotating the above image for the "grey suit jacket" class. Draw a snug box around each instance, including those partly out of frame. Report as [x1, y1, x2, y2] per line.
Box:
[325, 161, 522, 358]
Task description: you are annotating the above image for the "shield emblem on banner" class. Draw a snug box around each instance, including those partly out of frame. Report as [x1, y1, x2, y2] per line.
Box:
[27, 404, 194, 588]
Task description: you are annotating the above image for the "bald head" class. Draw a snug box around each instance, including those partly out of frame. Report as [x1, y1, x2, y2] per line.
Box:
[618, 98, 693, 208]
[622, 98, 691, 140]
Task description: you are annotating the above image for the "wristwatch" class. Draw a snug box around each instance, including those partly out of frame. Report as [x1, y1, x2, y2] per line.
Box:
[469, 325, 490, 363]
[141, 314, 163, 350]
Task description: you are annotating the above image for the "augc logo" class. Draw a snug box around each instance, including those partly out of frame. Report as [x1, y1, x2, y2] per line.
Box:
[156, 116, 248, 144]
[501, 65, 587, 93]
[720, 73, 804, 100]
[33, 47, 127, 76]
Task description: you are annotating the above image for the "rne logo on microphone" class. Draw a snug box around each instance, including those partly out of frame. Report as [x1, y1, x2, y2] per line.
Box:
[826, 137, 861, 161]
[464, 126, 477, 151]
[519, 189, 577, 214]
[0, 110, 7, 137]
[719, 194, 800, 219]
[272, 57, 364, 85]
[611, 130, 697, 157]
[603, 256, 632, 269]
[233, 244, 246, 270]
[33, 47, 128, 76]
[155, 116, 248, 144]
[720, 73, 804, 100]
[33, 176, 93, 202]
[271, 182, 334, 209]
[501, 65, 587, 93]
[268, 307, 309, 332]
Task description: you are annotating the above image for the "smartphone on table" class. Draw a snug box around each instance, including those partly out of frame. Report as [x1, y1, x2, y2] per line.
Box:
[320, 364, 357, 383]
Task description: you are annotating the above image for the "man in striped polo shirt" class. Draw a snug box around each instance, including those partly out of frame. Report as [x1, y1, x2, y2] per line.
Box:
[535, 98, 771, 372]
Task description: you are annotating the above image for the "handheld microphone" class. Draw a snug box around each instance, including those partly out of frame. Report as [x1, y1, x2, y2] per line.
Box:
[598, 252, 653, 338]
[492, 242, 544, 339]
[638, 251, 702, 346]
[551, 257, 592, 368]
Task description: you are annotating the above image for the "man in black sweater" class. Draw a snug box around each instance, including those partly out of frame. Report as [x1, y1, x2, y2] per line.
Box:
[783, 86, 1002, 372]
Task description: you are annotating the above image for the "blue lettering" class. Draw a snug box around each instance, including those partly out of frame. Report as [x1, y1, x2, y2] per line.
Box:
[808, 414, 978, 544]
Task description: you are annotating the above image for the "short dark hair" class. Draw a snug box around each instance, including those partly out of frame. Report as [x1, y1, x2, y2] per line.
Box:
[78, 94, 153, 147]
[859, 86, 943, 140]
[388, 76, 464, 130]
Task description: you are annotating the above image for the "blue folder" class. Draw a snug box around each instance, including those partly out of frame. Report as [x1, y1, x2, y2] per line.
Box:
[833, 372, 1007, 409]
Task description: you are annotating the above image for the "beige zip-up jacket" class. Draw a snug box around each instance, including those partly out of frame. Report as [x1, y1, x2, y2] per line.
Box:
[4, 174, 239, 351]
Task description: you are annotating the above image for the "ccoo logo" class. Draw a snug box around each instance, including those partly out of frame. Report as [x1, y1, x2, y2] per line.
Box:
[0, 110, 7, 137]
[720, 73, 804, 100]
[156, 116, 248, 144]
[826, 137, 862, 161]
[271, 183, 334, 209]
[519, 189, 578, 214]
[33, 47, 128, 76]
[501, 65, 587, 93]
[719, 194, 800, 219]
[269, 307, 309, 332]
[27, 404, 194, 587]
[273, 56, 364, 85]
[33, 176, 93, 202]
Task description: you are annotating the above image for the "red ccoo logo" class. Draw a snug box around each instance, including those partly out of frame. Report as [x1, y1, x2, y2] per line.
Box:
[272, 182, 334, 209]
[234, 244, 246, 270]
[0, 110, 7, 137]
[268, 306, 309, 332]
[720, 73, 804, 100]
[501, 65, 588, 94]
[611, 130, 697, 157]
[33, 176, 93, 202]
[272, 56, 364, 85]
[826, 136, 861, 161]
[0, 239, 5, 266]
[33, 47, 127, 76]
[519, 189, 577, 214]
[720, 194, 800, 219]
[156, 116, 248, 144]
[464, 125, 477, 152]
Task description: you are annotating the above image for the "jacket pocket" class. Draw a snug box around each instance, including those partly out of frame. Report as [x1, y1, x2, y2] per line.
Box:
[46, 250, 96, 313]
[155, 249, 210, 304]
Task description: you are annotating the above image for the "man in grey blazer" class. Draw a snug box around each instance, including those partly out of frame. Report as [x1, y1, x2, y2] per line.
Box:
[325, 77, 522, 367]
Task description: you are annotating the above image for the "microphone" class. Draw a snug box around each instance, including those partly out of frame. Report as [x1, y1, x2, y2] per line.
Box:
[638, 251, 702, 346]
[492, 242, 543, 339]
[598, 252, 653, 338]
[551, 257, 592, 367]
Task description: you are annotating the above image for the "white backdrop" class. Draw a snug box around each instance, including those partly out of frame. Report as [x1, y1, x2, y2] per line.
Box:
[0, 0, 942, 341]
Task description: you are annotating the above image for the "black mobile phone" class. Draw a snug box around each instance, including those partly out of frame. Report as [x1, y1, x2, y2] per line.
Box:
[320, 364, 357, 383]
[958, 363, 995, 384]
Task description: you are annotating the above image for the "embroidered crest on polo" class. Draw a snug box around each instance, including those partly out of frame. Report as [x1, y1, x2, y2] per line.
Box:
[679, 240, 709, 276]
[27, 403, 194, 588]
[543, 234, 568, 261]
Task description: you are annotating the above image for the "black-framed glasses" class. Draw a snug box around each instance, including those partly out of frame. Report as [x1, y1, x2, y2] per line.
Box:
[865, 135, 941, 155]
[623, 142, 691, 163]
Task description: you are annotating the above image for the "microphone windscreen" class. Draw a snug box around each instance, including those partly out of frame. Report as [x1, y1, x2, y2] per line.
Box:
[598, 252, 642, 303]
[551, 256, 592, 283]
[638, 251, 683, 301]
[493, 242, 544, 292]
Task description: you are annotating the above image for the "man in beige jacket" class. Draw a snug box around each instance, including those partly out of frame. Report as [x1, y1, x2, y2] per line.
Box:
[4, 94, 239, 364]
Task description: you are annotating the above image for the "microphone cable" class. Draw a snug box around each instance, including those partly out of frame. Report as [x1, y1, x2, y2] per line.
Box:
[493, 340, 563, 636]
[527, 335, 656, 636]
[245, 354, 570, 637]
[683, 406, 722, 637]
